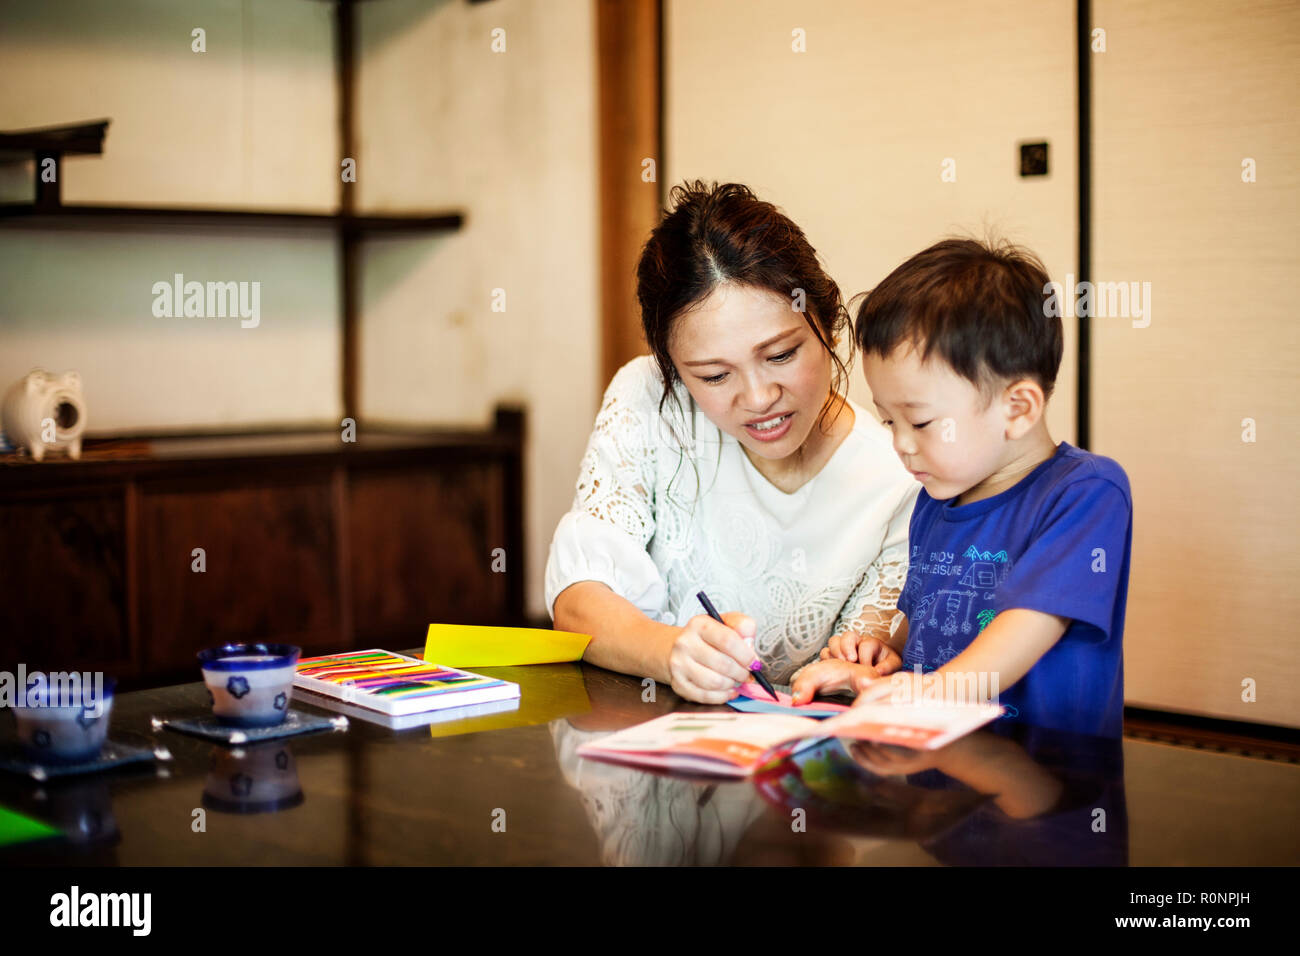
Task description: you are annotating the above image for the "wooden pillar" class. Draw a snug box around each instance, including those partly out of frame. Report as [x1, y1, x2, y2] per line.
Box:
[596, 0, 662, 392]
[337, 0, 359, 424]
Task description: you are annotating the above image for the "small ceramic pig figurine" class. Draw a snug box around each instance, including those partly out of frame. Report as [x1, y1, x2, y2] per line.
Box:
[1, 369, 87, 461]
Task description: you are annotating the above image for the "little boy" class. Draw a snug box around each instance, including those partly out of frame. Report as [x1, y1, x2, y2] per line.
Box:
[791, 238, 1132, 738]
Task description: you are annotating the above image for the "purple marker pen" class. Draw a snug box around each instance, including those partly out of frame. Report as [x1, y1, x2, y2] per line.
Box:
[696, 590, 779, 702]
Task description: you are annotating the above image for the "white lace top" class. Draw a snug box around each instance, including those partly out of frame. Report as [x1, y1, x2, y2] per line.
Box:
[544, 356, 920, 684]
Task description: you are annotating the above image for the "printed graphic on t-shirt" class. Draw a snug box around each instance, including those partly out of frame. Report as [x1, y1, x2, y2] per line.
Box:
[902, 544, 1014, 673]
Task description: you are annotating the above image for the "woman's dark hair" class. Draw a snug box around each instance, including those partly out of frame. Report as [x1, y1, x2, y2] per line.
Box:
[853, 237, 1063, 402]
[636, 181, 851, 434]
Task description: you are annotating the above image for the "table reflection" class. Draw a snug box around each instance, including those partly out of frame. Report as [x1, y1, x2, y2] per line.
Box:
[552, 701, 1128, 866]
[202, 741, 304, 815]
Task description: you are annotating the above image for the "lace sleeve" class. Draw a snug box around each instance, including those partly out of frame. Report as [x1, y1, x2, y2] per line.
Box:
[570, 361, 660, 543]
[544, 360, 670, 620]
[830, 483, 917, 642]
[831, 548, 909, 642]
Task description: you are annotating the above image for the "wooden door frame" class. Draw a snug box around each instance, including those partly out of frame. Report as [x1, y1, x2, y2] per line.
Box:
[596, 0, 663, 394]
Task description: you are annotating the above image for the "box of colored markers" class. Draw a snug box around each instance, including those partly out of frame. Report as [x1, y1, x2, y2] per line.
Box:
[294, 649, 520, 717]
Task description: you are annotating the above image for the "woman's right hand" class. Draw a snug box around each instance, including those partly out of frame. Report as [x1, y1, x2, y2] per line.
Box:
[666, 612, 760, 704]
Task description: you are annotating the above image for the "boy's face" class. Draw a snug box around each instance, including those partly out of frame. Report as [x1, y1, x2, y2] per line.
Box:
[863, 343, 1009, 501]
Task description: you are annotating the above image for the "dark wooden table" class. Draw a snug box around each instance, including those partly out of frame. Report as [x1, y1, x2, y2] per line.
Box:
[3, 657, 1298, 866]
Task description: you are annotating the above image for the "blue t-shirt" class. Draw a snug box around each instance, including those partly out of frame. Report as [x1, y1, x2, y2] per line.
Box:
[897, 441, 1132, 737]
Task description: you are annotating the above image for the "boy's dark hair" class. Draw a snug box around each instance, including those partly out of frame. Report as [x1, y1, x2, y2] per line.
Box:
[853, 238, 1063, 402]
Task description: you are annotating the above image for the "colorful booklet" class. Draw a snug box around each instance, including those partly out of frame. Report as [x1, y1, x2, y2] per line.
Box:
[293, 688, 521, 730]
[577, 701, 1004, 778]
[293, 649, 520, 717]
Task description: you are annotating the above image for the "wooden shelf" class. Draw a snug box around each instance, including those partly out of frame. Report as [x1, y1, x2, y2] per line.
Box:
[0, 409, 528, 687]
[0, 118, 109, 160]
[0, 203, 465, 234]
[0, 411, 524, 488]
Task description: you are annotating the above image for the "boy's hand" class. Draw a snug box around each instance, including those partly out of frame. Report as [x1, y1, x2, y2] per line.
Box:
[849, 741, 943, 776]
[819, 631, 902, 674]
[790, 659, 883, 705]
[852, 668, 920, 705]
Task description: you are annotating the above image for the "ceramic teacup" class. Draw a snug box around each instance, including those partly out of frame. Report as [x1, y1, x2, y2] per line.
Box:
[12, 676, 116, 764]
[197, 643, 300, 727]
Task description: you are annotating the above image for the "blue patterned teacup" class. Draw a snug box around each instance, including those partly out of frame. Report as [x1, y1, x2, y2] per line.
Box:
[13, 676, 116, 764]
[197, 643, 300, 727]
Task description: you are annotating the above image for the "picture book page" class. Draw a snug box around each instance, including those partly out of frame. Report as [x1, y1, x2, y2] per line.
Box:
[815, 701, 1003, 750]
[583, 712, 822, 767]
[728, 682, 851, 718]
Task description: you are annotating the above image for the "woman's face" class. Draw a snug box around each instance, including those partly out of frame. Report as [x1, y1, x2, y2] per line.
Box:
[668, 283, 834, 461]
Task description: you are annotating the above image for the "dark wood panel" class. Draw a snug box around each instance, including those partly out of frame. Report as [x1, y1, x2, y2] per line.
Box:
[0, 491, 129, 673]
[597, 0, 661, 392]
[0, 430, 519, 491]
[138, 479, 343, 674]
[0, 203, 464, 233]
[348, 465, 507, 645]
[0, 418, 525, 687]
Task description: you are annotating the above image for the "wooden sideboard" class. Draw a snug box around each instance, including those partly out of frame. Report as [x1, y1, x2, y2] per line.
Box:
[0, 409, 525, 689]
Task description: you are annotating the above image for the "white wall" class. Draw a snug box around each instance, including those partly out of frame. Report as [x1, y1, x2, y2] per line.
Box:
[354, 0, 599, 620]
[0, 228, 342, 429]
[665, 0, 1079, 443]
[0, 0, 341, 431]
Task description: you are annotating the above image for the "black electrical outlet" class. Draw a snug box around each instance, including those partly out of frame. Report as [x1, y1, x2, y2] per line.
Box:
[1020, 141, 1049, 176]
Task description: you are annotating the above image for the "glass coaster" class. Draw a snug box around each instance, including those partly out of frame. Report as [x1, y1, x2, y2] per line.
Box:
[155, 709, 347, 745]
[0, 740, 168, 781]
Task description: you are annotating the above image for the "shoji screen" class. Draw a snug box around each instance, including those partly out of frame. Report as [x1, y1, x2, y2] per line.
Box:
[1092, 0, 1300, 727]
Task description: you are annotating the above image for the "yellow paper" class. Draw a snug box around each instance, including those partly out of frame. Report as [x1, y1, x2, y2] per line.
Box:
[426, 662, 591, 738]
[424, 623, 591, 668]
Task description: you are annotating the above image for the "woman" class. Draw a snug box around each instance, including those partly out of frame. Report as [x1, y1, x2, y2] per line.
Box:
[546, 181, 918, 703]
